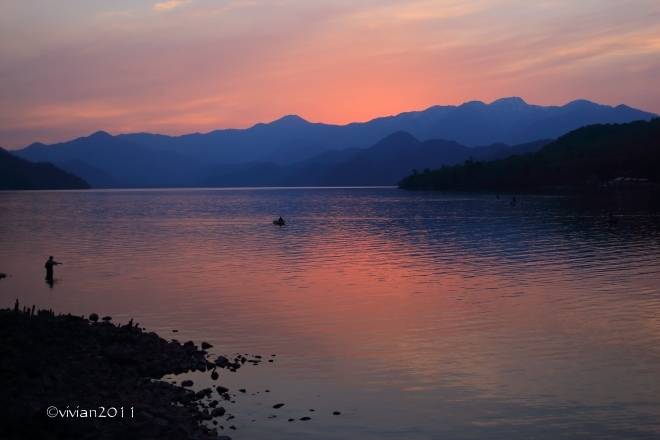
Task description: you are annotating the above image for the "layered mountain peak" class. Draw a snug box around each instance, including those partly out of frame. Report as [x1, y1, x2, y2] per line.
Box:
[12, 97, 657, 188]
[563, 99, 600, 109]
[490, 97, 528, 107]
[89, 131, 112, 138]
[270, 115, 309, 125]
[377, 130, 420, 145]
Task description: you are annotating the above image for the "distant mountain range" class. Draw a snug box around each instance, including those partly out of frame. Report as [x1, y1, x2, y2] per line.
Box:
[13, 131, 199, 188]
[0, 147, 90, 190]
[195, 134, 555, 187]
[10, 97, 657, 188]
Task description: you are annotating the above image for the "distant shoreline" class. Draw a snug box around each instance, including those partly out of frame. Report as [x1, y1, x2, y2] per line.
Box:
[399, 185, 660, 195]
[0, 185, 398, 192]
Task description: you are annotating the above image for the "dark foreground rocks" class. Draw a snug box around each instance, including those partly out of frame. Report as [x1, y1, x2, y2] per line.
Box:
[0, 302, 231, 440]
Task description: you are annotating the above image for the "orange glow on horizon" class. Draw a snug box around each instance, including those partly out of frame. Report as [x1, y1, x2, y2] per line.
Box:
[0, 0, 659, 148]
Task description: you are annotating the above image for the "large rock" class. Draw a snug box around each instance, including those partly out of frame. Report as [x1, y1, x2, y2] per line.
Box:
[211, 407, 226, 417]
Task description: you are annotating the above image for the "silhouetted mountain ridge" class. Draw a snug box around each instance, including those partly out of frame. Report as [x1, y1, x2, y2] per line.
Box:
[11, 98, 656, 188]
[198, 132, 552, 187]
[17, 132, 200, 187]
[54, 159, 121, 189]
[109, 97, 656, 165]
[0, 147, 90, 190]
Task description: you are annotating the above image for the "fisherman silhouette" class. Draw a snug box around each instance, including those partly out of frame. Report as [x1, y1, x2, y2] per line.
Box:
[45, 256, 61, 281]
[608, 210, 619, 225]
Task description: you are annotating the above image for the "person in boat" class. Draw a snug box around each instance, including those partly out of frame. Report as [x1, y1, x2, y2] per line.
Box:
[278, 216, 284, 223]
[45, 256, 61, 280]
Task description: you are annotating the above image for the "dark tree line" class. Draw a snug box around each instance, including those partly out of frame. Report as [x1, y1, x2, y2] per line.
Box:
[399, 118, 660, 190]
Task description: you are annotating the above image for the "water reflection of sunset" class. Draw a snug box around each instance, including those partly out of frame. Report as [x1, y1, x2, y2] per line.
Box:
[2, 188, 659, 437]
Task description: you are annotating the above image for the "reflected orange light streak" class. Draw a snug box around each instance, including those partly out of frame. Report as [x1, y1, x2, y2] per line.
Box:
[135, 219, 660, 405]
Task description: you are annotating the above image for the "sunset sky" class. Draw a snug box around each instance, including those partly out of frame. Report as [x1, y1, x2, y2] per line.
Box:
[1, 0, 659, 149]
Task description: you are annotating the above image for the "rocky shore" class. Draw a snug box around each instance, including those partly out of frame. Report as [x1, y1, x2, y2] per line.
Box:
[0, 301, 240, 440]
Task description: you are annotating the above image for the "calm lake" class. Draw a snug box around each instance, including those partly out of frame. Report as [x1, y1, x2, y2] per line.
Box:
[1, 187, 660, 439]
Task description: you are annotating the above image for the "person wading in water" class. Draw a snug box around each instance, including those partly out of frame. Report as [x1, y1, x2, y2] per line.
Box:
[45, 256, 61, 280]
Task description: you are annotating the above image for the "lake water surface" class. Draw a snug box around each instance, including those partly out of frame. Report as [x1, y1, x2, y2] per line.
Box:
[1, 188, 660, 439]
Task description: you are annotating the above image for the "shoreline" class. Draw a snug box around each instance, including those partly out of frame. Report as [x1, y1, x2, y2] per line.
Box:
[0, 300, 238, 440]
[397, 184, 660, 194]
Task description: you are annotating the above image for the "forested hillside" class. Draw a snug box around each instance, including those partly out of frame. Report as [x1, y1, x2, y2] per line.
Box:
[398, 119, 660, 190]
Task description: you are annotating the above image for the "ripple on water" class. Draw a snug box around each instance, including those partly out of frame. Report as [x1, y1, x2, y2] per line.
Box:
[1, 188, 660, 439]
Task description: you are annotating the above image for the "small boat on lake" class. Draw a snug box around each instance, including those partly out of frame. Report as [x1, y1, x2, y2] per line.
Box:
[273, 217, 285, 226]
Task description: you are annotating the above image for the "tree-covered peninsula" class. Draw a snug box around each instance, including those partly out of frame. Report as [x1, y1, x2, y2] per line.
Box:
[398, 118, 660, 191]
